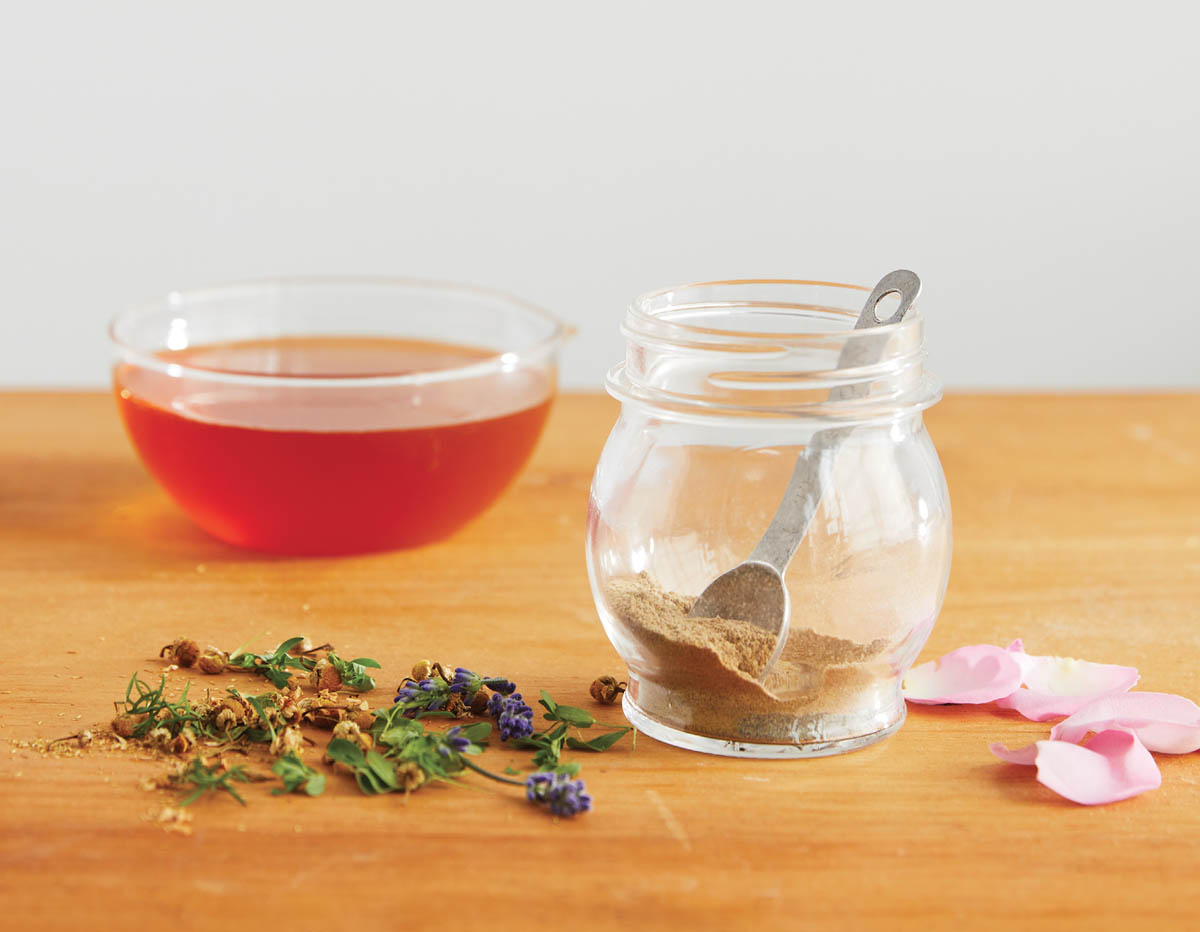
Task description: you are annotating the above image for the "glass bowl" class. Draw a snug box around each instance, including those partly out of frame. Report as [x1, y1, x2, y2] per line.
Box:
[110, 277, 571, 555]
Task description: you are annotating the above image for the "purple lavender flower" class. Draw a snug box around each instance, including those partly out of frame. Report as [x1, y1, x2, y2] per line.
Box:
[488, 691, 534, 741]
[525, 772, 592, 817]
[451, 667, 516, 697]
[483, 676, 517, 696]
[444, 725, 471, 752]
[449, 667, 475, 694]
[393, 685, 420, 704]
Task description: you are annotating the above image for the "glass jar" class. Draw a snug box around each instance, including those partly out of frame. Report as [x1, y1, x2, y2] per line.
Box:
[585, 279, 951, 758]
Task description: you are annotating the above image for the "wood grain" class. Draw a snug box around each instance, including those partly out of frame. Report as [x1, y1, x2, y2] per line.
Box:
[1, 391, 1198, 931]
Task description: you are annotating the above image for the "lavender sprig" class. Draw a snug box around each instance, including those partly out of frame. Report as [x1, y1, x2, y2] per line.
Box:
[525, 771, 592, 817]
[450, 667, 516, 696]
[455, 756, 592, 819]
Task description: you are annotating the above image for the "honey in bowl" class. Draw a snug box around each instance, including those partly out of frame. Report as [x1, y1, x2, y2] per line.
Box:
[115, 335, 554, 555]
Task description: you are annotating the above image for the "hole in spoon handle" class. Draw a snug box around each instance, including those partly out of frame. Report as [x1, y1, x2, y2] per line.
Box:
[856, 269, 921, 329]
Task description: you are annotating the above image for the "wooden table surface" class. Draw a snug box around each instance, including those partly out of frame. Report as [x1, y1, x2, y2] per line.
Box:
[2, 391, 1199, 931]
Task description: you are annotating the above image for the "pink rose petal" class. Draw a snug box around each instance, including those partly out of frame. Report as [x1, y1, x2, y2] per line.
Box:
[902, 644, 1024, 704]
[990, 730, 1161, 805]
[988, 740, 1039, 765]
[994, 641, 1139, 721]
[1050, 692, 1200, 754]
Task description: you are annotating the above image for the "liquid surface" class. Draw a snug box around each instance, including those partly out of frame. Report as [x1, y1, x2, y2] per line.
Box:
[115, 336, 554, 554]
[166, 335, 498, 378]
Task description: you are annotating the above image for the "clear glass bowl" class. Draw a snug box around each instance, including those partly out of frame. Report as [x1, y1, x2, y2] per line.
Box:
[586, 279, 952, 757]
[110, 277, 570, 555]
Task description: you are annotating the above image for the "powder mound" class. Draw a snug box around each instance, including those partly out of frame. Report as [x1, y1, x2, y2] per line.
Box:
[781, 627, 889, 668]
[606, 573, 775, 679]
[604, 573, 893, 742]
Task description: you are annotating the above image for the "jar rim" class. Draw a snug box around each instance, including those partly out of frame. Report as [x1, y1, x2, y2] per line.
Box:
[627, 278, 920, 348]
[614, 277, 940, 423]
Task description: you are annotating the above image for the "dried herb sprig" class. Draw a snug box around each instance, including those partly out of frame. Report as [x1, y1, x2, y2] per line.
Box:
[511, 690, 632, 766]
[272, 752, 325, 796]
[328, 714, 492, 795]
[227, 636, 318, 688]
[326, 652, 382, 692]
[114, 673, 303, 750]
[175, 756, 252, 806]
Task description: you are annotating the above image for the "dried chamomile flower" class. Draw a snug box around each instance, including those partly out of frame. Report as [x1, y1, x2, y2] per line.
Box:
[310, 658, 342, 691]
[197, 647, 228, 675]
[167, 727, 197, 755]
[589, 675, 627, 705]
[411, 660, 435, 681]
[270, 725, 305, 757]
[111, 712, 147, 738]
[395, 761, 426, 793]
[469, 690, 491, 715]
[303, 702, 344, 730]
[160, 638, 201, 668]
[331, 720, 373, 755]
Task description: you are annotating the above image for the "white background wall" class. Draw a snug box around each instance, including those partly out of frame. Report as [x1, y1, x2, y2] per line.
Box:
[3, 1, 1198, 390]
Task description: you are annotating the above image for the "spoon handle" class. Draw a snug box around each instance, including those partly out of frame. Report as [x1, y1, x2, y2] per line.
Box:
[746, 270, 922, 572]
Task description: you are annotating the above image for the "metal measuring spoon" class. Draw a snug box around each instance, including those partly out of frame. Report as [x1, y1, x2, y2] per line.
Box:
[687, 270, 922, 681]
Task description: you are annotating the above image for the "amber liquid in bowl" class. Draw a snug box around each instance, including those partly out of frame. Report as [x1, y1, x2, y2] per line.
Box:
[115, 336, 552, 555]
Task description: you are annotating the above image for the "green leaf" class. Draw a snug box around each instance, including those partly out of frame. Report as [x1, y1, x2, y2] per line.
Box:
[271, 752, 324, 796]
[566, 727, 631, 752]
[272, 637, 307, 659]
[503, 766, 521, 776]
[262, 667, 293, 689]
[539, 689, 558, 715]
[356, 770, 387, 795]
[458, 721, 492, 743]
[365, 750, 398, 788]
[350, 658, 383, 669]
[327, 652, 377, 692]
[326, 737, 367, 768]
[547, 704, 595, 727]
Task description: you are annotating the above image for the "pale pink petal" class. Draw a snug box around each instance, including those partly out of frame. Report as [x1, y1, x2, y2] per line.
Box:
[988, 741, 1039, 765]
[1050, 692, 1200, 754]
[902, 645, 1024, 704]
[995, 644, 1139, 721]
[991, 730, 1161, 805]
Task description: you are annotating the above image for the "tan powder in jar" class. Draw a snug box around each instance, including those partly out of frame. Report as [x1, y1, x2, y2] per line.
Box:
[606, 573, 890, 743]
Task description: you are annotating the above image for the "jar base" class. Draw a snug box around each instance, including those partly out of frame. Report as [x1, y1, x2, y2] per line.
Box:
[621, 691, 906, 759]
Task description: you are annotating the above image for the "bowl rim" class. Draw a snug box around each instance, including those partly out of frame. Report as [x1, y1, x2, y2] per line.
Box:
[109, 275, 573, 388]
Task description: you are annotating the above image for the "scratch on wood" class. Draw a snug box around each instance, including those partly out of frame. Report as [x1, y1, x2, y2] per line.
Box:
[646, 788, 692, 851]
